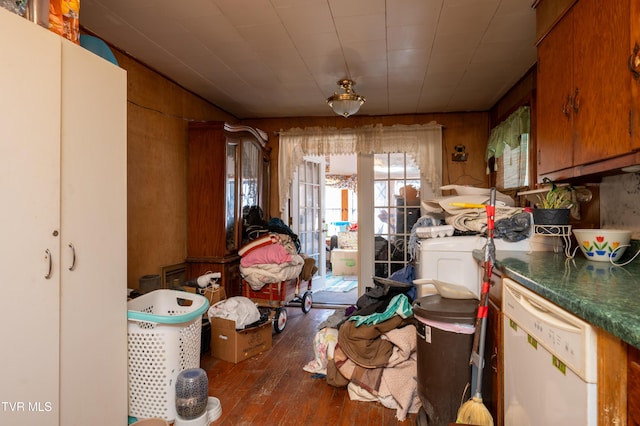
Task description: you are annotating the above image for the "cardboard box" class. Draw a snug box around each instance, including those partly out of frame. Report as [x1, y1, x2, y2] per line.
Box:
[331, 249, 358, 276]
[210, 317, 272, 363]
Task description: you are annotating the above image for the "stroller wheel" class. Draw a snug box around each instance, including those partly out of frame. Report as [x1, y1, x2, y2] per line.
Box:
[301, 291, 312, 313]
[274, 307, 287, 333]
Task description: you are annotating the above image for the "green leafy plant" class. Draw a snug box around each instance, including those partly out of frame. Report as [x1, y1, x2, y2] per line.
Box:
[535, 177, 573, 209]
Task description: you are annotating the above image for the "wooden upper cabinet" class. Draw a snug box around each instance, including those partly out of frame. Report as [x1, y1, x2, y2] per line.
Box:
[536, 0, 633, 180]
[572, 0, 630, 166]
[631, 0, 640, 151]
[537, 11, 574, 175]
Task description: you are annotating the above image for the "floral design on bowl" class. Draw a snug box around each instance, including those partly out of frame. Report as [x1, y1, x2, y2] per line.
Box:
[573, 229, 631, 262]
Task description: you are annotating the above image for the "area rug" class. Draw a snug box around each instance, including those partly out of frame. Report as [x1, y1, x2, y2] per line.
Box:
[322, 275, 358, 292]
[312, 287, 358, 306]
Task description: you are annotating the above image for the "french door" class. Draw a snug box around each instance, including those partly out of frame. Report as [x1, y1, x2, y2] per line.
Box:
[291, 157, 326, 287]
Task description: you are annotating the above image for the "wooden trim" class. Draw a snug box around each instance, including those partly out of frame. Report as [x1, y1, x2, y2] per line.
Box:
[186, 255, 241, 264]
[539, 151, 640, 184]
[597, 328, 627, 426]
[224, 123, 269, 148]
[534, 0, 578, 45]
[341, 189, 349, 221]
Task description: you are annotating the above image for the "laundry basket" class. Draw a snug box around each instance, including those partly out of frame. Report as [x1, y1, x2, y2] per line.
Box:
[127, 290, 210, 422]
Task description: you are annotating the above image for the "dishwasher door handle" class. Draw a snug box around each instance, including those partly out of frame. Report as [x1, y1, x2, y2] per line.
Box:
[506, 285, 581, 333]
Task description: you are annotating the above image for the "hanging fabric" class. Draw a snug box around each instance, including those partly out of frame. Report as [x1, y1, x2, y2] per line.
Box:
[277, 122, 443, 213]
[485, 106, 530, 169]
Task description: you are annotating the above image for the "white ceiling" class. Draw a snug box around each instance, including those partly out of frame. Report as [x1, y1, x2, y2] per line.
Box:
[80, 0, 537, 119]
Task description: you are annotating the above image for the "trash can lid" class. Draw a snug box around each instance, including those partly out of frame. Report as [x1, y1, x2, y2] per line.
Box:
[412, 294, 478, 324]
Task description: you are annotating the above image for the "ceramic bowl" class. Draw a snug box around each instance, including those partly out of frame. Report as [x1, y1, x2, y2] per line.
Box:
[572, 229, 631, 262]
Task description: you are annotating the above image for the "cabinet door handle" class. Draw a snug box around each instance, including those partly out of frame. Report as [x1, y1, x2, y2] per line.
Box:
[562, 95, 572, 118]
[572, 88, 580, 114]
[491, 348, 498, 373]
[68, 243, 76, 271]
[629, 42, 640, 80]
[44, 249, 52, 279]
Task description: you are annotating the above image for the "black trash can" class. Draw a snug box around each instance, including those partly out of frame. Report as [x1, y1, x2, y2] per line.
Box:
[412, 294, 477, 426]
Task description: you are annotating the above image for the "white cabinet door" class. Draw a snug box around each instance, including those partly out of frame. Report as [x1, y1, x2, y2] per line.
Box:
[0, 10, 62, 424]
[59, 40, 127, 425]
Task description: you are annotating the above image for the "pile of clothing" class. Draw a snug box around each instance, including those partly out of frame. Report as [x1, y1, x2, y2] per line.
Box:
[303, 279, 421, 421]
[238, 233, 305, 290]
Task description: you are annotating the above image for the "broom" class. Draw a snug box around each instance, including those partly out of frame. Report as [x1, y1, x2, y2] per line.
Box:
[456, 188, 496, 426]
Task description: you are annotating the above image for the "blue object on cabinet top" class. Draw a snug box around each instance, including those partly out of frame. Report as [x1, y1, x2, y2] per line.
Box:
[80, 34, 118, 65]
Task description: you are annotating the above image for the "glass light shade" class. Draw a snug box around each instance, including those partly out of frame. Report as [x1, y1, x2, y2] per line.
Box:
[326, 79, 365, 118]
[327, 96, 365, 118]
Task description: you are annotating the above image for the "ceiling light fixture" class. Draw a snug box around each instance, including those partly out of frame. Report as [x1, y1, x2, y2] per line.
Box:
[327, 79, 366, 118]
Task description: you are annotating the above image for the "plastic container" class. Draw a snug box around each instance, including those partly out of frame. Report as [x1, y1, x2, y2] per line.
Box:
[175, 368, 208, 419]
[139, 274, 161, 293]
[127, 290, 210, 422]
[412, 294, 477, 426]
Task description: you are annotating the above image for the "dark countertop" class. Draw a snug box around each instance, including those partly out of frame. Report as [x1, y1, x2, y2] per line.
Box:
[475, 242, 640, 349]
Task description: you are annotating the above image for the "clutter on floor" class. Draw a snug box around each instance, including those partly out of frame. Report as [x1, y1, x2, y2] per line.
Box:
[303, 276, 422, 422]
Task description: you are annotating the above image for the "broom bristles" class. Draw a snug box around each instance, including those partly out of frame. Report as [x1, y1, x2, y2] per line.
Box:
[456, 396, 494, 426]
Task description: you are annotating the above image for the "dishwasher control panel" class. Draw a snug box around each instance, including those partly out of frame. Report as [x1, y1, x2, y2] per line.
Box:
[502, 278, 597, 383]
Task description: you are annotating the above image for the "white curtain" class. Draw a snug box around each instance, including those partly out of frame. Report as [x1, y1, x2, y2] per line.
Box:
[277, 122, 443, 213]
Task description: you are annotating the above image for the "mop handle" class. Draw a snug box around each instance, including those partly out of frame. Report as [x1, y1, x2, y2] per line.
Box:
[473, 188, 496, 397]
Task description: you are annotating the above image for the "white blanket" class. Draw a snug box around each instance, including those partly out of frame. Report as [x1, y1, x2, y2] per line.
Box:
[240, 254, 304, 290]
[208, 296, 260, 329]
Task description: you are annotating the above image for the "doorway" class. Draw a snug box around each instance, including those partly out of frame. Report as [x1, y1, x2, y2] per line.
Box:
[317, 154, 359, 306]
[292, 155, 359, 306]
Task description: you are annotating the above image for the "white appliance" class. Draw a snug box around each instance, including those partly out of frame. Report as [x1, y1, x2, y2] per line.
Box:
[415, 234, 554, 298]
[502, 278, 597, 425]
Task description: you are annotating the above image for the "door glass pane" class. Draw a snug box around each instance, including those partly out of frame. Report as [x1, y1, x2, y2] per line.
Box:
[241, 141, 259, 209]
[373, 153, 421, 277]
[225, 143, 237, 250]
[297, 159, 322, 272]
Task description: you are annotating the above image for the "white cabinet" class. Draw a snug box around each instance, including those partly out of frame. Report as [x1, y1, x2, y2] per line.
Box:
[0, 9, 127, 425]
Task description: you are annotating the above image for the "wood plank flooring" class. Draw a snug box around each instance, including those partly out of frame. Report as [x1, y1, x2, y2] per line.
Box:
[201, 307, 418, 426]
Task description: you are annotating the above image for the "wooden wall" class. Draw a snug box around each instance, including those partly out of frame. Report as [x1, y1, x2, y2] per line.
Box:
[111, 51, 236, 289]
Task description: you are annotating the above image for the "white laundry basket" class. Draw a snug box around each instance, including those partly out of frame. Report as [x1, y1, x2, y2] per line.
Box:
[127, 290, 210, 422]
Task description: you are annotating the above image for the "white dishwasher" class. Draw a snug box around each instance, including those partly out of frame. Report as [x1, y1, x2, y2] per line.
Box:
[502, 278, 598, 425]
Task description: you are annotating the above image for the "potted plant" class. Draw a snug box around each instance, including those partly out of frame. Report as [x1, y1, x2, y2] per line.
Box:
[532, 177, 573, 226]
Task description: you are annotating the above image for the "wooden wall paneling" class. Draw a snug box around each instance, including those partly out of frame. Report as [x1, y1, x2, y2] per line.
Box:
[111, 50, 236, 289]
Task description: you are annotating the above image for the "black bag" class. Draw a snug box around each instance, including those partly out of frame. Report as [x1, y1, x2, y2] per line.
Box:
[267, 217, 301, 253]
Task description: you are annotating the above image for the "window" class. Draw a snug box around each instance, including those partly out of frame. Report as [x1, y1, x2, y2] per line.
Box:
[497, 133, 529, 189]
[373, 153, 420, 277]
[486, 106, 531, 191]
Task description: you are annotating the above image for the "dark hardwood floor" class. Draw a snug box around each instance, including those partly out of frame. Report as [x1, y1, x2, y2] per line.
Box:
[201, 307, 417, 426]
